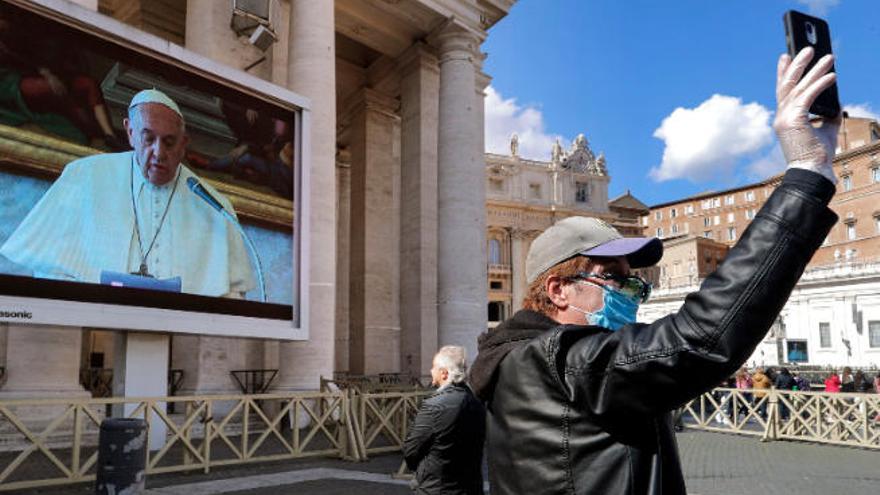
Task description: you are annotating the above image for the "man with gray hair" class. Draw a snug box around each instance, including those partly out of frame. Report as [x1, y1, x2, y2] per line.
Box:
[0, 88, 254, 297]
[403, 345, 485, 495]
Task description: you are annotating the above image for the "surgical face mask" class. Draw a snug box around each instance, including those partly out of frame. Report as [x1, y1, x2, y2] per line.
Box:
[569, 281, 640, 331]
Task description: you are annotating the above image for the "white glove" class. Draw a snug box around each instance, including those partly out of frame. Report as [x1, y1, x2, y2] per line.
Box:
[773, 47, 840, 184]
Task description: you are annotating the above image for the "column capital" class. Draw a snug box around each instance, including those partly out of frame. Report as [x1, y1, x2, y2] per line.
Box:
[427, 18, 480, 64]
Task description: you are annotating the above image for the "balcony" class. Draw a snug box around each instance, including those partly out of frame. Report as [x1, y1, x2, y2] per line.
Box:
[488, 263, 511, 274]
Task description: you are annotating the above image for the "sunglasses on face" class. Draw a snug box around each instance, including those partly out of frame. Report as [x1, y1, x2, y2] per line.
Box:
[573, 271, 652, 303]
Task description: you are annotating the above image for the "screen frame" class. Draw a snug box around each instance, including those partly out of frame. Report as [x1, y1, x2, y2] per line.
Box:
[0, 0, 311, 340]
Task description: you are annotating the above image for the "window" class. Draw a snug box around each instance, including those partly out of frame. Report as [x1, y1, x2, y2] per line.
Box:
[671, 224, 679, 234]
[727, 227, 737, 241]
[727, 212, 735, 223]
[685, 204, 694, 215]
[875, 215, 880, 234]
[872, 167, 880, 184]
[786, 341, 808, 363]
[683, 223, 689, 233]
[655, 211, 662, 220]
[488, 239, 502, 265]
[745, 191, 755, 202]
[488, 302, 505, 322]
[869, 321, 880, 348]
[703, 230, 712, 238]
[842, 175, 852, 192]
[725, 195, 735, 205]
[701, 199, 711, 210]
[703, 217, 711, 227]
[489, 178, 504, 192]
[846, 222, 856, 240]
[713, 215, 720, 226]
[819, 322, 831, 348]
[656, 227, 664, 237]
[575, 182, 589, 203]
[529, 183, 542, 199]
[713, 198, 721, 208]
[670, 208, 677, 218]
[745, 208, 756, 220]
[489, 280, 502, 290]
[642, 216, 649, 226]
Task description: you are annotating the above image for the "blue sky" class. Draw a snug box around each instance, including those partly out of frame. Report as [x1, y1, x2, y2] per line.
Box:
[482, 0, 879, 206]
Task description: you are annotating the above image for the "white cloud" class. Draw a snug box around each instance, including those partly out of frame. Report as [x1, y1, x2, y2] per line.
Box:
[796, 0, 840, 16]
[745, 143, 786, 181]
[843, 103, 880, 121]
[484, 86, 564, 160]
[649, 94, 774, 183]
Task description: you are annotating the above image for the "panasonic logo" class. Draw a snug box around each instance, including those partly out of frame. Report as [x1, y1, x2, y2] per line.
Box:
[0, 310, 32, 319]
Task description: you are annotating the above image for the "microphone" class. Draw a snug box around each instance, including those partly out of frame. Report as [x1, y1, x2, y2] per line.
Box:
[186, 176, 267, 302]
[186, 177, 225, 213]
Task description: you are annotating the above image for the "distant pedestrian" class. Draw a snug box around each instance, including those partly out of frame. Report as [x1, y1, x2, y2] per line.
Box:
[824, 371, 841, 393]
[403, 346, 485, 495]
[793, 372, 810, 392]
[853, 370, 871, 393]
[874, 374, 880, 394]
[735, 367, 753, 417]
[752, 368, 772, 420]
[840, 367, 855, 393]
[774, 368, 796, 420]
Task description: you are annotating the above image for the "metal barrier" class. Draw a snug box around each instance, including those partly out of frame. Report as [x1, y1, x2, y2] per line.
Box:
[0, 392, 351, 492]
[1, 386, 876, 491]
[680, 388, 880, 449]
[354, 390, 431, 456]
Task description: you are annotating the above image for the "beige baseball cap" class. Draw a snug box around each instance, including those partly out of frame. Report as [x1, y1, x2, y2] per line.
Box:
[525, 216, 662, 283]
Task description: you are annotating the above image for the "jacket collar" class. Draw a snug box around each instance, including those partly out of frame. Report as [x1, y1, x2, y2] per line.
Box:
[469, 310, 559, 402]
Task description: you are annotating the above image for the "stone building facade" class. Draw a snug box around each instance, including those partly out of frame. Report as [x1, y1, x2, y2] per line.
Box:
[0, 0, 514, 405]
[485, 134, 649, 324]
[639, 115, 880, 368]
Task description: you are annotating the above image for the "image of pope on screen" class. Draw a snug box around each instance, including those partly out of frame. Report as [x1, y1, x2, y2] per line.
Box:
[0, 89, 256, 298]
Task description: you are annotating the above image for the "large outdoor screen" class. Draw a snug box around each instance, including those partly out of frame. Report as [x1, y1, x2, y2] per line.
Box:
[0, 0, 308, 338]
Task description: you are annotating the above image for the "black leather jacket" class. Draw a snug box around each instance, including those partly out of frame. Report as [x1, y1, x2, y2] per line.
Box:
[470, 169, 837, 494]
[403, 382, 486, 495]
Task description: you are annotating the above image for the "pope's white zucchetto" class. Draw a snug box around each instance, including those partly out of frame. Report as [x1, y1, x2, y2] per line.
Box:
[128, 88, 183, 119]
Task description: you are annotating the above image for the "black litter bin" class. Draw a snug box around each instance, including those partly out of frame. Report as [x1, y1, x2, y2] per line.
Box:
[95, 417, 147, 494]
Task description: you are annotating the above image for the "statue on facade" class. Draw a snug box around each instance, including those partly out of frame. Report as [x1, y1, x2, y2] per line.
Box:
[510, 133, 519, 157]
[551, 138, 563, 164]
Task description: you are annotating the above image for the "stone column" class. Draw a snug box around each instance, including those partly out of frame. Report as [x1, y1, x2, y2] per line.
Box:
[276, 0, 336, 390]
[432, 24, 485, 363]
[335, 154, 352, 373]
[179, 0, 268, 397]
[398, 43, 440, 377]
[185, 0, 272, 80]
[0, 325, 89, 422]
[510, 230, 530, 312]
[344, 89, 401, 374]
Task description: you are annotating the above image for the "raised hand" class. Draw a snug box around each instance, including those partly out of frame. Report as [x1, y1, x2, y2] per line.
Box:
[773, 47, 840, 183]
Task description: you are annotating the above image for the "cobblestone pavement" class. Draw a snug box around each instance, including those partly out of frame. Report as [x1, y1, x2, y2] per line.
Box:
[13, 430, 880, 494]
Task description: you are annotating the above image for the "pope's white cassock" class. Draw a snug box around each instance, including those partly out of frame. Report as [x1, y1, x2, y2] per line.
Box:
[0, 151, 255, 297]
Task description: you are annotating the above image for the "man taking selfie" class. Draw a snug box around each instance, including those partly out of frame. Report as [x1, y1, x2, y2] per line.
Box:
[470, 47, 840, 494]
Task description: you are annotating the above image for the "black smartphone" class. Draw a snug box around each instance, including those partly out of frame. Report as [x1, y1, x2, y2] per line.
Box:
[783, 10, 840, 118]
